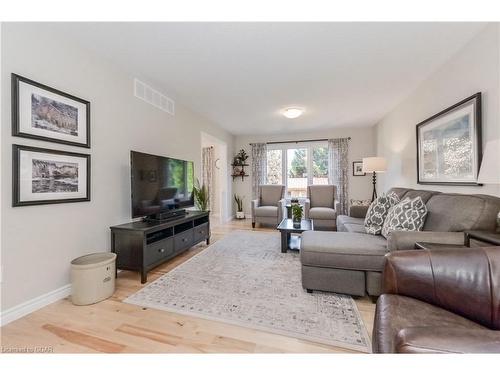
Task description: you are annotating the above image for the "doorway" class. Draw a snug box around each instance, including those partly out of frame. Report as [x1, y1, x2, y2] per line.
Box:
[200, 132, 229, 223]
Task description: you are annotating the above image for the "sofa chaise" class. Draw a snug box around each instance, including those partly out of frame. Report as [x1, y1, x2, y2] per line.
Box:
[300, 187, 500, 297]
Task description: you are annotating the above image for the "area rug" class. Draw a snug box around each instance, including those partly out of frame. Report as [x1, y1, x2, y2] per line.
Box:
[124, 230, 372, 352]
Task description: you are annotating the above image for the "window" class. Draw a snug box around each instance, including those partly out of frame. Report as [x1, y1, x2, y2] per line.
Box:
[266, 142, 329, 198]
[266, 149, 282, 184]
[287, 148, 308, 197]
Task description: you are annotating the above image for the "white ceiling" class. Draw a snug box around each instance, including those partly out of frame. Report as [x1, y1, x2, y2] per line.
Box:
[44, 22, 486, 135]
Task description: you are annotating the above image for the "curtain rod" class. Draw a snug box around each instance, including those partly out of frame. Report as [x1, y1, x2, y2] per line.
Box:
[249, 137, 351, 146]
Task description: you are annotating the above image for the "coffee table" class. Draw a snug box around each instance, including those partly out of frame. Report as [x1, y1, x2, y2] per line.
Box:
[277, 218, 314, 253]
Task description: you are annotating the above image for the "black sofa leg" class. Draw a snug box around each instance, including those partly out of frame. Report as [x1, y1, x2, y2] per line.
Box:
[252, 222, 255, 228]
[306, 289, 313, 293]
[370, 295, 379, 304]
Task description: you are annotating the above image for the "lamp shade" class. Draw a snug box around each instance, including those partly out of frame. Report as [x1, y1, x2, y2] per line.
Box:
[362, 157, 387, 173]
[477, 139, 500, 184]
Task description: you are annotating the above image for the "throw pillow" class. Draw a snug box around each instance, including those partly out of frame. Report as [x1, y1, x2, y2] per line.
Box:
[381, 196, 428, 238]
[350, 199, 371, 207]
[364, 192, 400, 235]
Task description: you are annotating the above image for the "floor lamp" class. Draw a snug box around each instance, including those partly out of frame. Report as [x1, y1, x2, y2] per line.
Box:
[362, 157, 387, 202]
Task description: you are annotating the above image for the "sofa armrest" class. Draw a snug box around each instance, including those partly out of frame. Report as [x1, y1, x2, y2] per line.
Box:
[251, 199, 259, 220]
[387, 231, 465, 251]
[349, 205, 369, 218]
[395, 327, 500, 354]
[303, 198, 311, 219]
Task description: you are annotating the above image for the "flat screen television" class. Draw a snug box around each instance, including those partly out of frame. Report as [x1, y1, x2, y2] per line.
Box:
[130, 151, 194, 219]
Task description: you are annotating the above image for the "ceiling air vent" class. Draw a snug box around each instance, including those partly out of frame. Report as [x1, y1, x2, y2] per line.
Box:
[134, 79, 175, 115]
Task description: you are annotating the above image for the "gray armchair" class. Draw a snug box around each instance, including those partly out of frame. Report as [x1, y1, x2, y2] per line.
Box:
[304, 185, 337, 230]
[251, 185, 285, 228]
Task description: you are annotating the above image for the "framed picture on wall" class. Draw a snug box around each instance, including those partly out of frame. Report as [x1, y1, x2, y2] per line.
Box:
[416, 93, 482, 186]
[352, 161, 365, 176]
[12, 73, 91, 148]
[13, 145, 91, 207]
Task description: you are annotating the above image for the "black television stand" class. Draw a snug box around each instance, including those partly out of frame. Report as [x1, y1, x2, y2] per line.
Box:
[110, 211, 210, 283]
[143, 208, 187, 223]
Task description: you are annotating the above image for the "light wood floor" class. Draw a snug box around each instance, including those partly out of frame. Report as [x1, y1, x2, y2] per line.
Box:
[1, 219, 375, 353]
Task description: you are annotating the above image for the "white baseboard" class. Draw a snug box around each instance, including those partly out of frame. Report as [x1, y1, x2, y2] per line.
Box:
[0, 283, 71, 327]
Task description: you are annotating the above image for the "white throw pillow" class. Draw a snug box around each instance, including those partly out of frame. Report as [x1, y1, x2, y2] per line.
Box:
[364, 192, 400, 235]
[350, 199, 371, 207]
[381, 196, 428, 238]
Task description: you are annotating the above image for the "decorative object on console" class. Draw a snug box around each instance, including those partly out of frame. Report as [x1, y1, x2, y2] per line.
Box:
[12, 144, 90, 207]
[11, 73, 90, 148]
[234, 194, 245, 219]
[381, 196, 428, 238]
[362, 157, 387, 201]
[352, 161, 366, 176]
[363, 192, 399, 235]
[193, 178, 209, 211]
[416, 93, 482, 186]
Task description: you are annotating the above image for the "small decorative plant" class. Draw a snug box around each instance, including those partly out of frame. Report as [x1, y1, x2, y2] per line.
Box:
[193, 178, 209, 211]
[234, 194, 245, 219]
[292, 203, 303, 224]
[234, 149, 249, 166]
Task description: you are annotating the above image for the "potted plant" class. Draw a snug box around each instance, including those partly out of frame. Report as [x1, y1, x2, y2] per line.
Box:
[292, 204, 303, 228]
[235, 149, 248, 165]
[234, 194, 245, 219]
[193, 178, 209, 211]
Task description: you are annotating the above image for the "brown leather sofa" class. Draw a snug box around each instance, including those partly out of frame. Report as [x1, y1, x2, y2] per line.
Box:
[372, 247, 500, 353]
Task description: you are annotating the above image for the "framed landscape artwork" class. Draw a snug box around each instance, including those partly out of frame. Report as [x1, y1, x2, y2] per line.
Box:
[416, 93, 482, 186]
[12, 73, 90, 148]
[13, 145, 91, 206]
[352, 161, 365, 176]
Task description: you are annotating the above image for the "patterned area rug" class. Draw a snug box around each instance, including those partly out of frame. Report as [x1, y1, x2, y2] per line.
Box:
[124, 230, 371, 352]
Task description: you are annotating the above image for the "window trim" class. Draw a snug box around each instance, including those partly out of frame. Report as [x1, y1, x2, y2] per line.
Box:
[267, 141, 328, 197]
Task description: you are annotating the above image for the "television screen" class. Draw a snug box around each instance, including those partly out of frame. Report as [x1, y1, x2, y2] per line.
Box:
[131, 151, 194, 218]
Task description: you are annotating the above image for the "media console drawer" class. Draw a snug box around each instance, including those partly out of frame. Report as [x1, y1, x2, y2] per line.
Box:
[145, 237, 174, 266]
[194, 223, 209, 243]
[174, 229, 194, 251]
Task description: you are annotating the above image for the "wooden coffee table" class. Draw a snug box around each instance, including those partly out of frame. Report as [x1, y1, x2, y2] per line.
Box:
[277, 218, 314, 253]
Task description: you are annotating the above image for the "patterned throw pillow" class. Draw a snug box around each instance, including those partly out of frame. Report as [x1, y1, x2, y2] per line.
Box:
[364, 193, 400, 235]
[381, 196, 428, 238]
[350, 199, 371, 207]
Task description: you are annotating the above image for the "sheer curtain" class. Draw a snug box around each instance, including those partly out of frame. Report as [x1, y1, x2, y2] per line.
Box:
[202, 146, 215, 211]
[328, 138, 349, 215]
[251, 143, 267, 199]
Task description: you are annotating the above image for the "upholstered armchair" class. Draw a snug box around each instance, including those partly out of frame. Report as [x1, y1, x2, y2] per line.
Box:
[304, 185, 337, 230]
[373, 247, 500, 353]
[251, 185, 285, 228]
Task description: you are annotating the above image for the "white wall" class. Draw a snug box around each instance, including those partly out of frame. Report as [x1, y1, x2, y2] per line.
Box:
[375, 23, 500, 197]
[233, 127, 376, 215]
[0, 23, 234, 312]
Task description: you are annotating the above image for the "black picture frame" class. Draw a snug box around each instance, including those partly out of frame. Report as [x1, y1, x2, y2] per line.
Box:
[416, 93, 482, 186]
[352, 161, 365, 176]
[12, 73, 91, 148]
[13, 144, 91, 207]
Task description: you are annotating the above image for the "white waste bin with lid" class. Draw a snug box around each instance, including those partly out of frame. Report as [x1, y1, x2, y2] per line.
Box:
[70, 252, 117, 305]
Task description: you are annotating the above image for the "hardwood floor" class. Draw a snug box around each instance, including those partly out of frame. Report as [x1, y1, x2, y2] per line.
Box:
[1, 219, 375, 353]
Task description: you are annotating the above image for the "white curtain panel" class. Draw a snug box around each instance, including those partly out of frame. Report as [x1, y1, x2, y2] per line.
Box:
[251, 143, 267, 200]
[328, 138, 350, 215]
[202, 146, 215, 212]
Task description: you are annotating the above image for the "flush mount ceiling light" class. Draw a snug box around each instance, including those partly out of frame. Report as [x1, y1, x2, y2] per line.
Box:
[282, 107, 304, 119]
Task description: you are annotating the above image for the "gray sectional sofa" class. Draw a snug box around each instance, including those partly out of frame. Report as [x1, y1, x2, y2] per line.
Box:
[300, 187, 500, 297]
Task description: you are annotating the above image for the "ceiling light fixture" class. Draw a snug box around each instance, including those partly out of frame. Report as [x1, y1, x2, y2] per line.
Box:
[282, 107, 304, 119]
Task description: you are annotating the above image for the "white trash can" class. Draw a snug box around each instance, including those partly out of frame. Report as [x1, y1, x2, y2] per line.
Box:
[70, 252, 117, 306]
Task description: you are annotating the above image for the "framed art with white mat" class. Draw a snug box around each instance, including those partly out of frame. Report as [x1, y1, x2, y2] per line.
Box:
[12, 144, 90, 206]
